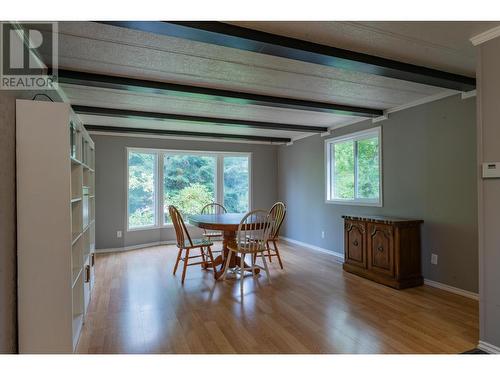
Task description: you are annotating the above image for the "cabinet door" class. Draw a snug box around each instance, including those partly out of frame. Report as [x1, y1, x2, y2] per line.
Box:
[367, 223, 395, 277]
[344, 221, 366, 268]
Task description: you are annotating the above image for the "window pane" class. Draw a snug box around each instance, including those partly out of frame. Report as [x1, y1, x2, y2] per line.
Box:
[164, 154, 216, 223]
[333, 140, 355, 199]
[356, 137, 380, 199]
[128, 152, 157, 228]
[223, 156, 249, 213]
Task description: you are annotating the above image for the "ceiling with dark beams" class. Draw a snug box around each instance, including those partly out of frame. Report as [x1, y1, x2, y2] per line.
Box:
[35, 21, 498, 143]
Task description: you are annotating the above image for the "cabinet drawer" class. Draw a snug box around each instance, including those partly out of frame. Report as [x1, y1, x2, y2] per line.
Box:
[344, 221, 366, 268]
[367, 223, 395, 277]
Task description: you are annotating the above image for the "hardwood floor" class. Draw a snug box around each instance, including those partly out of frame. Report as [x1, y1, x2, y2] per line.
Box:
[77, 241, 478, 354]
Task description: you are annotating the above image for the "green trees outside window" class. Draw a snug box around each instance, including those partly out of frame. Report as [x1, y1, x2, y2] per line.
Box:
[128, 151, 157, 228]
[356, 137, 380, 199]
[163, 155, 216, 223]
[332, 141, 355, 199]
[223, 156, 249, 213]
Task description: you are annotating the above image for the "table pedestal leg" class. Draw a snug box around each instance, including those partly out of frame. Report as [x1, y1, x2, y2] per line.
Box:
[211, 230, 260, 280]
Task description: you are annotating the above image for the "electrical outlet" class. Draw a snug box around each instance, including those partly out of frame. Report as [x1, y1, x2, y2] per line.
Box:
[321, 231, 325, 239]
[431, 253, 438, 265]
[117, 230, 122, 238]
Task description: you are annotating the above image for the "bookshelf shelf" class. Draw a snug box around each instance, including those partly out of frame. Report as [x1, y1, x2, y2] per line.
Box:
[72, 232, 83, 246]
[71, 157, 81, 165]
[72, 267, 83, 289]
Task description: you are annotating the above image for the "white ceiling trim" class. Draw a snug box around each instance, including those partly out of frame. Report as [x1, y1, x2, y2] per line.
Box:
[372, 113, 389, 123]
[88, 131, 286, 146]
[461, 90, 477, 100]
[385, 90, 459, 115]
[470, 26, 500, 46]
[286, 132, 318, 145]
[325, 116, 371, 135]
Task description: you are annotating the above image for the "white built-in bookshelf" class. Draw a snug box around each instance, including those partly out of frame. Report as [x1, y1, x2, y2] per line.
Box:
[16, 99, 95, 353]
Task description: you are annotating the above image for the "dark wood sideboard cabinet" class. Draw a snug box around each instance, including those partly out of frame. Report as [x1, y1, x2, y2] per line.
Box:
[342, 215, 424, 289]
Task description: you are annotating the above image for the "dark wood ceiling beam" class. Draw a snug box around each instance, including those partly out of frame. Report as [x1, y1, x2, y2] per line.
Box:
[97, 21, 476, 92]
[84, 125, 291, 144]
[72, 105, 328, 133]
[57, 69, 382, 117]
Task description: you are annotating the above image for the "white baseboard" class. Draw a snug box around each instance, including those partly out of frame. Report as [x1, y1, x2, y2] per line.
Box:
[96, 240, 176, 254]
[99, 236, 344, 259]
[478, 340, 500, 354]
[280, 236, 344, 261]
[424, 279, 479, 300]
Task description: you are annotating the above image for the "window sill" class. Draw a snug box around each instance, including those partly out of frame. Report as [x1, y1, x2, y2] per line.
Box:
[325, 199, 383, 207]
[127, 223, 200, 232]
[127, 225, 161, 232]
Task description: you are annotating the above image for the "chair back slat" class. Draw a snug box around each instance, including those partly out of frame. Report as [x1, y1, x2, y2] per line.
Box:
[169, 205, 193, 248]
[269, 202, 286, 239]
[201, 203, 227, 235]
[237, 209, 272, 253]
[201, 202, 227, 215]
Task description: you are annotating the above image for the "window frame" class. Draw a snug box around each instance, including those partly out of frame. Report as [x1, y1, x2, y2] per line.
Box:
[325, 127, 383, 207]
[126, 147, 252, 231]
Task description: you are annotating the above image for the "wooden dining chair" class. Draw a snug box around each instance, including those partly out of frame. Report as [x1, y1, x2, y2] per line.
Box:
[266, 202, 287, 268]
[169, 205, 217, 284]
[253, 202, 287, 269]
[221, 209, 273, 295]
[200, 203, 227, 254]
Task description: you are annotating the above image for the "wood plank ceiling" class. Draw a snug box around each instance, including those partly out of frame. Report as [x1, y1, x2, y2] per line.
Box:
[36, 21, 495, 143]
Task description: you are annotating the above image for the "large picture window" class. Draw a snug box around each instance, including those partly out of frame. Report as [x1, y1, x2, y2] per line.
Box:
[127, 148, 251, 230]
[325, 128, 382, 206]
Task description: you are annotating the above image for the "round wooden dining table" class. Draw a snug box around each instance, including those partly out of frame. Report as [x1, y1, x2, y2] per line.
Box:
[189, 213, 261, 279]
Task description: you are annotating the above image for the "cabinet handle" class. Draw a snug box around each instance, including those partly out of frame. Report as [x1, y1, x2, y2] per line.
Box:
[353, 240, 359, 246]
[377, 246, 384, 252]
[91, 253, 95, 267]
[84, 265, 90, 283]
